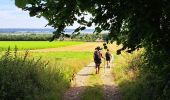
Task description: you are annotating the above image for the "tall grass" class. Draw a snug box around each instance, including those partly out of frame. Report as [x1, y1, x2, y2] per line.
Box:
[0, 48, 67, 99]
[113, 48, 170, 100]
[112, 50, 145, 100]
[0, 49, 92, 100]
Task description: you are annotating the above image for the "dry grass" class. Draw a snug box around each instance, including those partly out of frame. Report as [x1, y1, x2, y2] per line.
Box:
[30, 42, 121, 52]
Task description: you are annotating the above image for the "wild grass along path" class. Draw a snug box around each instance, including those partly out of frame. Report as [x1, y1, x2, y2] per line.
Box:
[63, 62, 95, 100]
[63, 61, 121, 100]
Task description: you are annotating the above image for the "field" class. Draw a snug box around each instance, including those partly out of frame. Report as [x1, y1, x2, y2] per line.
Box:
[0, 41, 84, 51]
[0, 40, 122, 99]
[0, 41, 103, 99]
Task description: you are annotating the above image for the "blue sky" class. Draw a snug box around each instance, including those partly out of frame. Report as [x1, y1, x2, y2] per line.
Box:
[0, 0, 84, 29]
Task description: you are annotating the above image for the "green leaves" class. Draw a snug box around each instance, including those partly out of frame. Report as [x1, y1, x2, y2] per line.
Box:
[15, 0, 27, 8]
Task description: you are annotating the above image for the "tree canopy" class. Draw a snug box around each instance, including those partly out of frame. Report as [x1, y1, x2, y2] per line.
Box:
[15, 0, 170, 54]
[15, 0, 170, 99]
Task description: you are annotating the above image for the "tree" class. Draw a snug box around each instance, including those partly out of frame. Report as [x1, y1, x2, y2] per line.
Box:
[15, 0, 170, 53]
[15, 0, 170, 99]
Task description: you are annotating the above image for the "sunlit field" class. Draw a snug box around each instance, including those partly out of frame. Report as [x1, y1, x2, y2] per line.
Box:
[0, 41, 84, 51]
[0, 41, 94, 99]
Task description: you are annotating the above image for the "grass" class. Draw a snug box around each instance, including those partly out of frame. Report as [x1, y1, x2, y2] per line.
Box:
[112, 50, 144, 100]
[0, 50, 66, 99]
[30, 51, 93, 80]
[0, 41, 118, 99]
[81, 74, 104, 100]
[0, 41, 84, 51]
[31, 51, 92, 60]
[0, 49, 93, 99]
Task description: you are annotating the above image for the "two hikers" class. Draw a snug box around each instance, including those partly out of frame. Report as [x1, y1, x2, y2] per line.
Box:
[94, 46, 112, 74]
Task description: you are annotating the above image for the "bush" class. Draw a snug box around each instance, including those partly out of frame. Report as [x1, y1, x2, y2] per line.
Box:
[113, 50, 170, 100]
[0, 48, 68, 100]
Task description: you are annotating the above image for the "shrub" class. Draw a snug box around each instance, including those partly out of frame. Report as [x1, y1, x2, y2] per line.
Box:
[113, 49, 170, 100]
[0, 48, 67, 100]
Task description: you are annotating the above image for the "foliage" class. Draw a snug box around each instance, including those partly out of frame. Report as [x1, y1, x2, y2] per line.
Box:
[0, 34, 52, 41]
[0, 48, 92, 100]
[14, 0, 170, 52]
[71, 34, 107, 42]
[0, 41, 84, 51]
[0, 33, 107, 42]
[113, 50, 170, 100]
[0, 49, 66, 100]
[15, 0, 170, 99]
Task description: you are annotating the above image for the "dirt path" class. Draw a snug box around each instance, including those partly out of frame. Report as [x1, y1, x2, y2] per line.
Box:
[101, 66, 122, 100]
[63, 62, 95, 100]
[63, 60, 121, 100]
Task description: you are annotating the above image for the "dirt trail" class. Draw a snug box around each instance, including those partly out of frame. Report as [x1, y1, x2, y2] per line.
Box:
[101, 66, 121, 100]
[63, 61, 121, 100]
[63, 62, 95, 100]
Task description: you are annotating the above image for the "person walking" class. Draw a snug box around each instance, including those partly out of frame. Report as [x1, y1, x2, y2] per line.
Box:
[105, 49, 112, 68]
[94, 46, 104, 74]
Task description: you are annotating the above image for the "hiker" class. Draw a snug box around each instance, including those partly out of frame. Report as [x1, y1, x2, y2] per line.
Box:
[94, 46, 104, 74]
[105, 49, 112, 68]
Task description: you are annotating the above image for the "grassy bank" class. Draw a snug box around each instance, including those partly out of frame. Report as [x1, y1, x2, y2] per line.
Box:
[0, 41, 84, 51]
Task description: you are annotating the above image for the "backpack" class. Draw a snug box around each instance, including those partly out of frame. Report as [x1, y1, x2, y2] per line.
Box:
[94, 51, 101, 62]
[105, 52, 111, 59]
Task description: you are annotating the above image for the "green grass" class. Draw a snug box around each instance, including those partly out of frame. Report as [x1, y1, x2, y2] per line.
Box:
[81, 74, 104, 100]
[112, 50, 144, 100]
[31, 51, 93, 59]
[0, 50, 93, 99]
[0, 41, 84, 51]
[31, 51, 93, 78]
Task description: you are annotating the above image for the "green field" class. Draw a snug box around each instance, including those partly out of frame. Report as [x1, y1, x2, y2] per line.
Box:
[0, 41, 84, 51]
[0, 41, 93, 99]
[31, 51, 93, 78]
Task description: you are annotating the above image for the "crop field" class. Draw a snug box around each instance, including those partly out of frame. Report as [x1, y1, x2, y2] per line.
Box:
[0, 41, 84, 51]
[0, 41, 120, 99]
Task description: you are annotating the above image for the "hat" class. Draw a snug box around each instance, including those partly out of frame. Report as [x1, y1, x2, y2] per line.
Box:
[96, 46, 102, 50]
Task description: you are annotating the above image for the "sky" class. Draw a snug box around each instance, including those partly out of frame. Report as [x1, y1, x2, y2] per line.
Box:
[0, 0, 84, 29]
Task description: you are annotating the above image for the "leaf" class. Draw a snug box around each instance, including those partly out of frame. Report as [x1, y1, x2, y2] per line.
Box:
[80, 27, 86, 30]
[104, 45, 107, 49]
[15, 0, 27, 8]
[95, 27, 102, 33]
[103, 43, 106, 46]
[64, 34, 71, 38]
[87, 22, 92, 27]
[74, 27, 80, 33]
